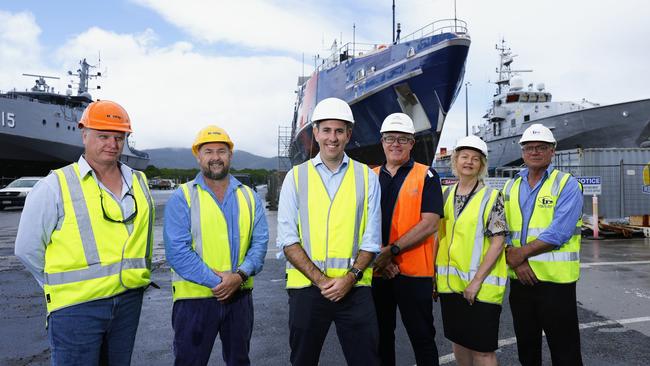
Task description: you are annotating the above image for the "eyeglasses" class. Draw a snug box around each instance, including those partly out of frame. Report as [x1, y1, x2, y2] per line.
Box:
[522, 144, 552, 153]
[382, 136, 414, 145]
[99, 188, 138, 223]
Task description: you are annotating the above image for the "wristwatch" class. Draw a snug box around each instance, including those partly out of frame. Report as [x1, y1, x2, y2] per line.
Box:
[390, 244, 401, 256]
[236, 269, 249, 283]
[348, 267, 363, 283]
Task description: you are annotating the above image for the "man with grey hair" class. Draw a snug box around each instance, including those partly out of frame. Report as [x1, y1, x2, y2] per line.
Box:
[503, 123, 584, 365]
[371, 113, 443, 366]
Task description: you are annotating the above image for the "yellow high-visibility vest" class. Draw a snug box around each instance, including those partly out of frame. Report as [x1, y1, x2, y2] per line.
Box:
[44, 163, 154, 314]
[436, 184, 507, 304]
[172, 181, 255, 301]
[503, 169, 582, 283]
[286, 159, 371, 289]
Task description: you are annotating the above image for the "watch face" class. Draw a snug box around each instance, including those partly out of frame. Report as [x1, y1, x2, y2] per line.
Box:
[391, 245, 400, 255]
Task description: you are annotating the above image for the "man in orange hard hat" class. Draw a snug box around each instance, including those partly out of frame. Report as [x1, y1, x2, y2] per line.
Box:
[164, 125, 268, 365]
[15, 100, 155, 365]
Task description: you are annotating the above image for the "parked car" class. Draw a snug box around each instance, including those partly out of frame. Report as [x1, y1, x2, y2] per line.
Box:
[0, 176, 44, 210]
[148, 178, 176, 190]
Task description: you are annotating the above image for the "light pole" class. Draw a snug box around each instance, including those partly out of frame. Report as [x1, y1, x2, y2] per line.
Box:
[465, 81, 471, 136]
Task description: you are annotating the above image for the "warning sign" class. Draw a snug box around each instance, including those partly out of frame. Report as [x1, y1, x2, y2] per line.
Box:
[576, 176, 601, 196]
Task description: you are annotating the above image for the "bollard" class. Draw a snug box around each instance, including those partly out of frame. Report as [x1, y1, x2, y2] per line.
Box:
[590, 194, 603, 239]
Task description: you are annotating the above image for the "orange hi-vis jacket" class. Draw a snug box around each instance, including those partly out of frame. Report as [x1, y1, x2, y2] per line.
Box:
[373, 162, 436, 277]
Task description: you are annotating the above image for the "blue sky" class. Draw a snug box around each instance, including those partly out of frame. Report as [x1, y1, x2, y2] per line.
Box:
[1, 0, 649, 156]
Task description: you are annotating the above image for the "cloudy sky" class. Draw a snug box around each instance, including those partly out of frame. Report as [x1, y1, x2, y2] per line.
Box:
[1, 0, 649, 157]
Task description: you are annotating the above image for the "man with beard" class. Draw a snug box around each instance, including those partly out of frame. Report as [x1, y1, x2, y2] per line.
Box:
[164, 125, 268, 366]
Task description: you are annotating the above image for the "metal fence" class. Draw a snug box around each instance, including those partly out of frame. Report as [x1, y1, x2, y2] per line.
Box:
[434, 162, 650, 219]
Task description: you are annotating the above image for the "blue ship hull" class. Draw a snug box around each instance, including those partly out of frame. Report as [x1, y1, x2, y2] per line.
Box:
[290, 30, 470, 166]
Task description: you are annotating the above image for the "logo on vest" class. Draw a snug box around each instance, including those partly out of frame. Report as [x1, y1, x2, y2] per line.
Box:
[537, 196, 554, 208]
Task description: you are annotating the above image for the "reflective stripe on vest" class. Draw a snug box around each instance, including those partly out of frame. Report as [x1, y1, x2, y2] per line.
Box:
[286, 159, 370, 288]
[172, 181, 255, 301]
[371, 163, 435, 277]
[436, 184, 507, 304]
[503, 169, 582, 283]
[43, 163, 153, 314]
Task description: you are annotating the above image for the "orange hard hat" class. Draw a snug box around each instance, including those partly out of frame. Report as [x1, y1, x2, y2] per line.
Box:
[79, 100, 132, 133]
[192, 125, 234, 156]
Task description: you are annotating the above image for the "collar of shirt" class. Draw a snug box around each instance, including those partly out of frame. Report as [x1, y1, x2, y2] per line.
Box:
[380, 158, 414, 176]
[77, 155, 134, 200]
[192, 172, 243, 206]
[517, 164, 555, 189]
[312, 152, 350, 174]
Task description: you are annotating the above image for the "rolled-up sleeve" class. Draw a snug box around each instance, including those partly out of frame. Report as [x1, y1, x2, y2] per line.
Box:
[276, 169, 301, 248]
[163, 188, 221, 288]
[359, 167, 381, 253]
[538, 178, 583, 247]
[238, 190, 269, 276]
[14, 175, 61, 288]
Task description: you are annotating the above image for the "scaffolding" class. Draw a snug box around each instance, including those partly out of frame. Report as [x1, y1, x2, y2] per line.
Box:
[267, 126, 292, 210]
[277, 126, 292, 172]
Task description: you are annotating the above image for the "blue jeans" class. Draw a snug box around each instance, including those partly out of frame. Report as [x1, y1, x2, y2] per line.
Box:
[47, 288, 145, 366]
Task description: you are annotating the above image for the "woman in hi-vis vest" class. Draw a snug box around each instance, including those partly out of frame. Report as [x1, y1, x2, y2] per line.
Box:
[436, 136, 508, 366]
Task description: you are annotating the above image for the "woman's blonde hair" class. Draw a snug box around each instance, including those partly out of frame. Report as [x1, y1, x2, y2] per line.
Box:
[450, 148, 488, 180]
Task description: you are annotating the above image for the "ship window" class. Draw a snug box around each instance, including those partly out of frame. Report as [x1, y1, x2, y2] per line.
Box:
[72, 127, 75, 131]
[355, 68, 366, 81]
[42, 119, 46, 125]
[511, 119, 516, 127]
[519, 94, 529, 102]
[506, 94, 519, 103]
[524, 115, 530, 122]
[493, 122, 501, 136]
[528, 94, 538, 102]
[56, 122, 60, 128]
[67, 126, 70, 130]
[538, 93, 547, 102]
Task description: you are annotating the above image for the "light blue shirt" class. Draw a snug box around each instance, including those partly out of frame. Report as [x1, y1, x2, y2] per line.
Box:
[163, 173, 268, 289]
[14, 156, 139, 287]
[276, 153, 381, 253]
[511, 164, 583, 247]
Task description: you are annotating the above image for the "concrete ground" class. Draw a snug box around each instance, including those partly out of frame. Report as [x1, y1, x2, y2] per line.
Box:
[1, 187, 649, 365]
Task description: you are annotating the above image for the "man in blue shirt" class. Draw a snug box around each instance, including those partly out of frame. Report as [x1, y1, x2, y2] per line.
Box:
[277, 98, 382, 365]
[164, 125, 268, 366]
[503, 124, 584, 365]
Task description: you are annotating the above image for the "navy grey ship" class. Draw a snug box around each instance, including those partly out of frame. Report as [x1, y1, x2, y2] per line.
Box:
[290, 17, 471, 166]
[475, 41, 650, 169]
[0, 59, 149, 177]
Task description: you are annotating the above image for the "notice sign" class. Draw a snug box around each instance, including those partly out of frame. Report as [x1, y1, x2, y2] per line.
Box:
[484, 178, 510, 190]
[576, 176, 602, 195]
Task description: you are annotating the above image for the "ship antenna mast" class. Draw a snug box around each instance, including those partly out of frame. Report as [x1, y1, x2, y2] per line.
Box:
[392, 0, 396, 44]
[494, 39, 532, 95]
[68, 58, 102, 96]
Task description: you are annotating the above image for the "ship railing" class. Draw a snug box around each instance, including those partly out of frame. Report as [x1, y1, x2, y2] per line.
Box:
[317, 42, 382, 71]
[398, 18, 468, 43]
[316, 18, 468, 72]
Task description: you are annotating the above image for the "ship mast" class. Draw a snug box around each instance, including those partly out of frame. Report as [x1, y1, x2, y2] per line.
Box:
[67, 58, 102, 96]
[494, 39, 532, 96]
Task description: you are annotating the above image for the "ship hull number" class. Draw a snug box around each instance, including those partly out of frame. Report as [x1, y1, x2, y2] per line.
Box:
[1, 111, 16, 128]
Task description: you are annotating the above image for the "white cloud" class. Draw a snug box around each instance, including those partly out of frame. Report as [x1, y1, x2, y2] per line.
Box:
[0, 11, 49, 91]
[132, 0, 367, 55]
[55, 27, 303, 156]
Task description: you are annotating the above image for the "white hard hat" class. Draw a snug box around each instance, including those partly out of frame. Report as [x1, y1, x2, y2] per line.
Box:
[455, 135, 488, 157]
[380, 113, 415, 134]
[311, 98, 354, 124]
[519, 124, 556, 145]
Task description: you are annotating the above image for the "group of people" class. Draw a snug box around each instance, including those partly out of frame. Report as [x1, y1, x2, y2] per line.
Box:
[14, 97, 584, 366]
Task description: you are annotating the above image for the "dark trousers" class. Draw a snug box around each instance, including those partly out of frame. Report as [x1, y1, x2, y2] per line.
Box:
[288, 286, 380, 366]
[509, 280, 583, 366]
[372, 275, 439, 366]
[172, 291, 254, 366]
